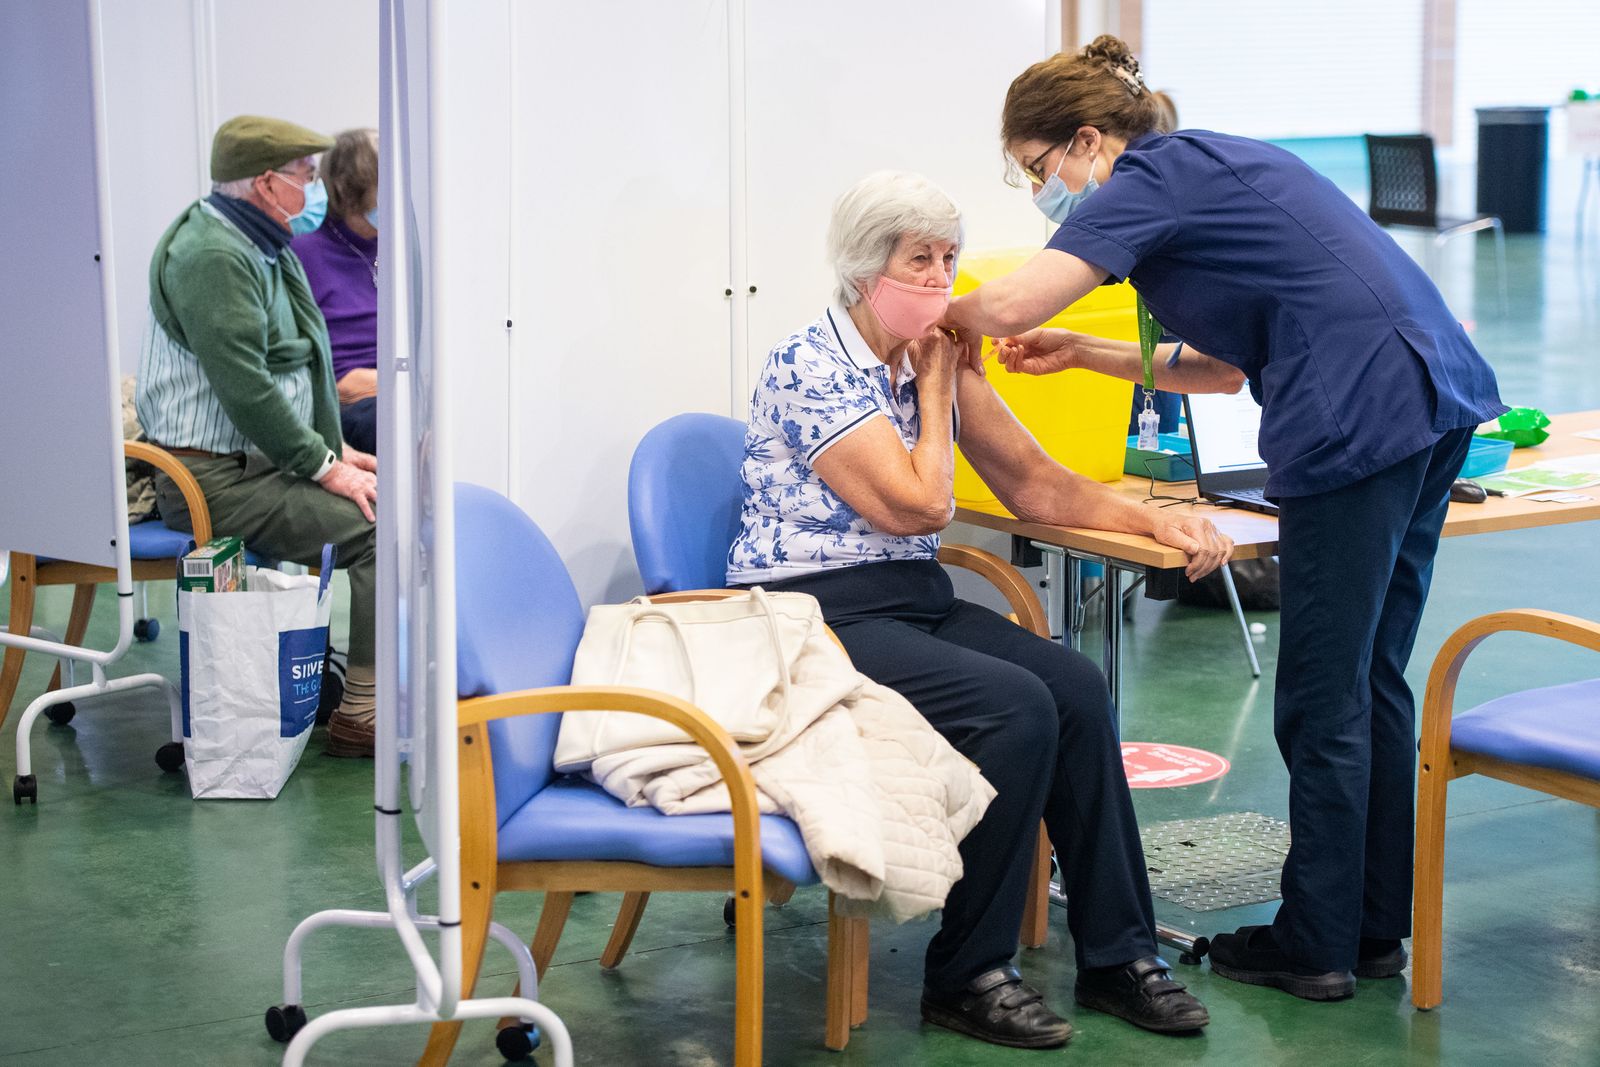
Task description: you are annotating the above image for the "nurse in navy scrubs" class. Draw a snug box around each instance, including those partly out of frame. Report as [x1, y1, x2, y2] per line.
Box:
[944, 35, 1506, 1002]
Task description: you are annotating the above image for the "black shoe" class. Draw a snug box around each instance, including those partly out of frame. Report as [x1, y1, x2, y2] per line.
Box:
[1075, 955, 1210, 1034]
[1354, 937, 1407, 979]
[1208, 925, 1355, 1001]
[921, 965, 1073, 1049]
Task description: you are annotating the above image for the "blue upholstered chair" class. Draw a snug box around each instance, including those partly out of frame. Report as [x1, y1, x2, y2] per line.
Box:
[1413, 609, 1600, 1009]
[619, 414, 1056, 996]
[1, 442, 214, 744]
[419, 483, 860, 1067]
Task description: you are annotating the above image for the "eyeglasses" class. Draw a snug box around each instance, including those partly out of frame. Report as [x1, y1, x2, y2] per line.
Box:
[272, 164, 318, 187]
[1021, 142, 1066, 185]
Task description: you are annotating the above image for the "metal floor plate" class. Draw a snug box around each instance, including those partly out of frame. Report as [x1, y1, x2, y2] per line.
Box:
[1141, 811, 1290, 912]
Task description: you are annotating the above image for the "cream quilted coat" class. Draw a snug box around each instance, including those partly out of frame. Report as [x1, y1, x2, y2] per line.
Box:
[558, 591, 995, 923]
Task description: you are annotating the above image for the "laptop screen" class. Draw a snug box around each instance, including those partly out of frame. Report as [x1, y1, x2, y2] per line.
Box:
[1186, 390, 1267, 477]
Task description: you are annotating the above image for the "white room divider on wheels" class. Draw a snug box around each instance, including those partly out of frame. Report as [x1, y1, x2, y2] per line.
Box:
[268, 2, 571, 1064]
[0, 0, 183, 806]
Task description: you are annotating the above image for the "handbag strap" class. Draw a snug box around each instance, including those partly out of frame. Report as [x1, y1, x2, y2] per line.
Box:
[616, 587, 795, 709]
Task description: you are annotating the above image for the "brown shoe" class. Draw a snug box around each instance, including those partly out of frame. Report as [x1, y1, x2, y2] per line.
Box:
[325, 708, 375, 758]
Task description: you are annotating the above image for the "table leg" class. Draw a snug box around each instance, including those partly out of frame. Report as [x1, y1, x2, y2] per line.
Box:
[1067, 554, 1084, 651]
[1101, 560, 1124, 729]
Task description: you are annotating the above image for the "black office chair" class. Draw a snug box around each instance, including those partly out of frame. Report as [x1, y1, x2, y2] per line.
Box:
[1364, 133, 1508, 313]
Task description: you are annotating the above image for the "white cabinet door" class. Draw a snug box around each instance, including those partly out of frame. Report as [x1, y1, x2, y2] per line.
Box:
[508, 0, 733, 605]
[742, 1, 1053, 377]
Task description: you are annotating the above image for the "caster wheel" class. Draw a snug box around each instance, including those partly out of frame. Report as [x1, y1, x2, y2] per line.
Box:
[14, 774, 37, 805]
[134, 618, 160, 642]
[1182, 936, 1211, 964]
[265, 1003, 308, 1043]
[45, 702, 76, 725]
[496, 1024, 540, 1061]
[723, 895, 737, 928]
[155, 742, 186, 773]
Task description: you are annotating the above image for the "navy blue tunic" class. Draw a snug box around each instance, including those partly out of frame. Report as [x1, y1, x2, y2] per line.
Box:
[1047, 130, 1506, 497]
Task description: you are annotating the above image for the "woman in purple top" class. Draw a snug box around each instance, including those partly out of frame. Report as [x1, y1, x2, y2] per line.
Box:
[293, 128, 379, 454]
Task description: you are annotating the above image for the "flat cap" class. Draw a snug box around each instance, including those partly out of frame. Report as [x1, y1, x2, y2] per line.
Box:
[210, 115, 334, 182]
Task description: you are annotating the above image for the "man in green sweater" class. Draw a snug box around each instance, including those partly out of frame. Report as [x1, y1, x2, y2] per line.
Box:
[138, 115, 377, 758]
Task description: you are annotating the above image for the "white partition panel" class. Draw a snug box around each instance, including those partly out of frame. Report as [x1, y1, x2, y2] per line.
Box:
[743, 1, 1054, 372]
[0, 0, 124, 569]
[507, 0, 734, 606]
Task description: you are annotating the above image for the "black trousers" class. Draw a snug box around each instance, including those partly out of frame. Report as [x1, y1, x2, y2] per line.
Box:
[340, 396, 377, 456]
[764, 560, 1157, 991]
[1269, 428, 1473, 971]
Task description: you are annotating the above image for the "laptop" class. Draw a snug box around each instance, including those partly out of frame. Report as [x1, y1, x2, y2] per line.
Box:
[1182, 391, 1278, 515]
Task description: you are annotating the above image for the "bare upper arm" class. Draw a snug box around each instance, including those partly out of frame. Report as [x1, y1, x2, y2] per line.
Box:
[952, 368, 1061, 506]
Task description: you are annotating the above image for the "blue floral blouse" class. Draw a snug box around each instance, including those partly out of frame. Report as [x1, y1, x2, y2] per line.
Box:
[726, 305, 954, 584]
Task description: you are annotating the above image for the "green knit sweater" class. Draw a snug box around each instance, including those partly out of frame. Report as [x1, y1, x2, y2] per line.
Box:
[147, 202, 342, 478]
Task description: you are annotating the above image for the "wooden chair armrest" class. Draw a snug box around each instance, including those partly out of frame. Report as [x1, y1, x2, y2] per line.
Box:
[457, 684, 764, 900]
[124, 441, 213, 544]
[938, 543, 1047, 638]
[1419, 610, 1600, 763]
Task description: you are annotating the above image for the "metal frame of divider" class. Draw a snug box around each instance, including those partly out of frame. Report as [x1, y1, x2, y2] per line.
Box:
[271, 3, 571, 1063]
[3, 0, 183, 807]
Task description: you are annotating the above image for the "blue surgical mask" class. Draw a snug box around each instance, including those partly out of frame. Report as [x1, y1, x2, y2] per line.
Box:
[1033, 151, 1098, 224]
[272, 173, 328, 236]
[364, 206, 379, 230]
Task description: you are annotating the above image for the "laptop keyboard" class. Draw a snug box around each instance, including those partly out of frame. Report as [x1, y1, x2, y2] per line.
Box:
[1229, 486, 1269, 503]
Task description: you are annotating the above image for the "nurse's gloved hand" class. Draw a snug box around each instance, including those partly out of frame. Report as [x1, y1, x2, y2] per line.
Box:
[994, 328, 1080, 376]
[1150, 513, 1233, 581]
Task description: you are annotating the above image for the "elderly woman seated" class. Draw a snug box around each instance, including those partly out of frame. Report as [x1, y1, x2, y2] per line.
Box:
[727, 171, 1237, 1049]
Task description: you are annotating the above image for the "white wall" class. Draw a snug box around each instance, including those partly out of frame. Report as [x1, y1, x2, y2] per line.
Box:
[497, 0, 1058, 606]
[97, 1, 1057, 609]
[1141, 0, 1424, 139]
[1453, 0, 1600, 158]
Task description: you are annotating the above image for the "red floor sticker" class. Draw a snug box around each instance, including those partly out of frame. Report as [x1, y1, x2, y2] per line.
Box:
[1121, 743, 1230, 788]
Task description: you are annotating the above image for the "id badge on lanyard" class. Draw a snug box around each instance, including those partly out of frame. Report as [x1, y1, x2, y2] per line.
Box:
[1134, 294, 1163, 450]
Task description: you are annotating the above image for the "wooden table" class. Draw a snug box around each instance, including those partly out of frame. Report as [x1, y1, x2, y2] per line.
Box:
[955, 410, 1600, 708]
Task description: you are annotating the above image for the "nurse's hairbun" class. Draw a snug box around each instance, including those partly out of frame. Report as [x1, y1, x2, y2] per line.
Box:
[1001, 34, 1163, 166]
[1081, 35, 1146, 95]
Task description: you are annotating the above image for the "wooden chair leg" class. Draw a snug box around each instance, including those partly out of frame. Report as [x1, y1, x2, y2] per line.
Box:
[849, 915, 869, 1027]
[0, 553, 39, 730]
[599, 891, 650, 970]
[1412, 756, 1452, 1009]
[417, 875, 496, 1066]
[531, 891, 575, 980]
[46, 583, 96, 693]
[501, 890, 577, 1032]
[1021, 823, 1052, 949]
[824, 894, 854, 1051]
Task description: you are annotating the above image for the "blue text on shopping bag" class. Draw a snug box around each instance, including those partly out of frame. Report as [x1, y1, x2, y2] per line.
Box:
[279, 626, 329, 737]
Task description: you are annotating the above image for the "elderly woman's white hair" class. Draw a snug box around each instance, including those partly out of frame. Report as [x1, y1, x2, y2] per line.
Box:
[827, 171, 964, 307]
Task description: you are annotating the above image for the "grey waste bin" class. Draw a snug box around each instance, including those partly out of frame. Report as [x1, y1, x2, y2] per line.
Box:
[1475, 106, 1549, 233]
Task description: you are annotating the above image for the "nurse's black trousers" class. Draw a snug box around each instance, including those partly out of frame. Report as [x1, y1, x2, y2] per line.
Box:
[1269, 427, 1474, 971]
[764, 559, 1157, 992]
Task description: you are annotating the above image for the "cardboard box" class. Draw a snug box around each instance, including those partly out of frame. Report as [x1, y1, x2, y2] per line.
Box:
[180, 536, 246, 593]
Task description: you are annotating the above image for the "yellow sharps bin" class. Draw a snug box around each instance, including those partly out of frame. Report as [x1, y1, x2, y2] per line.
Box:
[953, 249, 1137, 516]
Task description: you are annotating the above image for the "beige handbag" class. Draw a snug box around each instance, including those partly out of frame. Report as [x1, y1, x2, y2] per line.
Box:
[554, 587, 815, 773]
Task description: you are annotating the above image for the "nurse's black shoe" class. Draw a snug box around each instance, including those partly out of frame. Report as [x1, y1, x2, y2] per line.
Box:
[1208, 925, 1355, 1001]
[920, 965, 1073, 1049]
[1354, 937, 1407, 979]
[1074, 956, 1210, 1034]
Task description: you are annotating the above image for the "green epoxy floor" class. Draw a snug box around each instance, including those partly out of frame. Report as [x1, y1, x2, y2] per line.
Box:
[4, 176, 1600, 1066]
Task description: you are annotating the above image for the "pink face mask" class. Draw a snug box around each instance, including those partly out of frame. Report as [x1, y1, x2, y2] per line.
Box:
[866, 275, 952, 339]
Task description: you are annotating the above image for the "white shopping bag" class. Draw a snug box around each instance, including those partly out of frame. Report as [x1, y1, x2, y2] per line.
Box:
[178, 544, 335, 799]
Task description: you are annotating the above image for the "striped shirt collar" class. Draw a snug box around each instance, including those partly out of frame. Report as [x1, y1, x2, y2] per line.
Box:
[826, 303, 916, 383]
